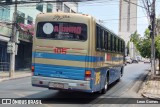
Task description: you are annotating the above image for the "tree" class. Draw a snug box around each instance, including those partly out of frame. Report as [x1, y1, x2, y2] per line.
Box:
[155, 35, 160, 71]
[130, 29, 160, 72]
[126, 41, 130, 56]
[130, 31, 140, 43]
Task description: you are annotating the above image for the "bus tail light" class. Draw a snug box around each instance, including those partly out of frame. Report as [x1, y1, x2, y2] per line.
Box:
[31, 66, 34, 75]
[85, 70, 91, 81]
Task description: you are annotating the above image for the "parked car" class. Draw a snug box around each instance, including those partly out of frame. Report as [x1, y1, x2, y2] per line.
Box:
[144, 59, 150, 63]
[125, 57, 132, 64]
[132, 59, 138, 63]
[136, 56, 141, 62]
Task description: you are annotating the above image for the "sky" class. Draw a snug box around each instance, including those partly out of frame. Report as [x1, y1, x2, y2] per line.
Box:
[78, 0, 160, 36]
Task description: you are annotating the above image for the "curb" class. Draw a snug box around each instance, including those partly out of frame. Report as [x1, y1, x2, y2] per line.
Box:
[0, 74, 31, 82]
[140, 71, 160, 101]
[142, 93, 160, 101]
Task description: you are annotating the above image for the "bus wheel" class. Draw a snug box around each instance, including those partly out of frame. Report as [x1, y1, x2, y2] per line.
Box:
[101, 80, 108, 94]
[117, 67, 123, 82]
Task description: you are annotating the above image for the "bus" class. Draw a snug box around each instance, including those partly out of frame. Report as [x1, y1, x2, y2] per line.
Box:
[31, 12, 125, 94]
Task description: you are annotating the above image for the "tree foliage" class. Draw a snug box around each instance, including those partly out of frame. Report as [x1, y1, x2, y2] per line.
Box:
[130, 29, 158, 58]
[155, 35, 160, 57]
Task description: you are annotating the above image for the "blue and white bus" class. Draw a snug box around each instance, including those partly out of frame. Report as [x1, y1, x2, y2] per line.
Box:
[31, 12, 125, 94]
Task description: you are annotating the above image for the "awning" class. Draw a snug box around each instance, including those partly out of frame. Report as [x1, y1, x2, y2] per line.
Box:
[0, 35, 10, 42]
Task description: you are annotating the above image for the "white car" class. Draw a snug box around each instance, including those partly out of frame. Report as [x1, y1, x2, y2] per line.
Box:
[144, 59, 150, 63]
[125, 57, 132, 64]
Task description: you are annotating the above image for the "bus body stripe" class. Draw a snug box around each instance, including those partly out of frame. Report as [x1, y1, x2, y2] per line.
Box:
[32, 52, 104, 62]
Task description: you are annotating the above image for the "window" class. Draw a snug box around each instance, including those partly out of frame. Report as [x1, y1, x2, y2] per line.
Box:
[102, 30, 105, 50]
[0, 6, 10, 21]
[96, 26, 101, 49]
[112, 35, 115, 51]
[116, 37, 118, 52]
[36, 3, 43, 12]
[57, 2, 62, 11]
[96, 25, 106, 50]
[110, 34, 114, 51]
[27, 16, 33, 24]
[108, 33, 111, 51]
[114, 37, 116, 52]
[122, 41, 125, 53]
[104, 31, 108, 50]
[17, 11, 25, 24]
[47, 4, 53, 12]
[100, 28, 103, 49]
[95, 24, 124, 52]
[64, 4, 70, 13]
[37, 22, 87, 41]
[119, 40, 122, 52]
[118, 39, 120, 52]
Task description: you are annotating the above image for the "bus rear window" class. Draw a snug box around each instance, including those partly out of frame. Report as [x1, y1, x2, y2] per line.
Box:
[36, 22, 87, 41]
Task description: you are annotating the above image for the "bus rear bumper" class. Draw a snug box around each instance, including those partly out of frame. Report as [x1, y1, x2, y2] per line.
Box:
[32, 76, 92, 92]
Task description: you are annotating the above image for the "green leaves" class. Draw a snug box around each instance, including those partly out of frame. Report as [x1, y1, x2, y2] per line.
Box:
[130, 29, 160, 59]
[155, 35, 160, 57]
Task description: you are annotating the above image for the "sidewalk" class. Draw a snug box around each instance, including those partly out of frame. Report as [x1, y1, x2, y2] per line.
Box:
[140, 70, 160, 100]
[0, 70, 31, 82]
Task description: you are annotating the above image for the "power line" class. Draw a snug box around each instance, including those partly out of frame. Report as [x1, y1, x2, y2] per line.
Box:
[102, 16, 147, 21]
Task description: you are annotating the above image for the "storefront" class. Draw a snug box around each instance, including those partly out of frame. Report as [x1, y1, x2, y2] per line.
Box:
[15, 40, 32, 70]
[0, 29, 33, 71]
[15, 30, 33, 70]
[0, 35, 10, 71]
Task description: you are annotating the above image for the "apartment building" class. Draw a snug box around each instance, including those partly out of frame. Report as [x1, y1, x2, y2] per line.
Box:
[0, 1, 78, 71]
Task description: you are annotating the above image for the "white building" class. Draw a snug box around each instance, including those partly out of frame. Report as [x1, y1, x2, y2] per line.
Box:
[9, 1, 78, 25]
[0, 1, 78, 70]
[119, 0, 137, 58]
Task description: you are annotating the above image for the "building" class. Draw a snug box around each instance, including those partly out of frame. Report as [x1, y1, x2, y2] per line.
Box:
[119, 0, 137, 58]
[0, 1, 78, 71]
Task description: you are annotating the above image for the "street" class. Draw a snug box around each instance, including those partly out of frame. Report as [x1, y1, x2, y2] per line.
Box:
[1, 62, 159, 107]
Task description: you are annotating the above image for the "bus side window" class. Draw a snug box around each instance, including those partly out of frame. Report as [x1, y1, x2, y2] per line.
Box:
[119, 40, 122, 52]
[110, 34, 113, 51]
[121, 41, 124, 53]
[96, 26, 101, 50]
[122, 41, 125, 53]
[112, 35, 115, 52]
[100, 28, 103, 50]
[104, 31, 108, 50]
[114, 36, 116, 52]
[118, 39, 120, 52]
[107, 33, 111, 51]
[116, 37, 118, 52]
[102, 30, 105, 50]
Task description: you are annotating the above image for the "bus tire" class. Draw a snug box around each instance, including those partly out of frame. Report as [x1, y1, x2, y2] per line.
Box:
[101, 80, 108, 94]
[117, 67, 123, 82]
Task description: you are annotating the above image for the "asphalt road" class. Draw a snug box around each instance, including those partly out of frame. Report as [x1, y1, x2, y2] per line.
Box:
[1, 62, 159, 107]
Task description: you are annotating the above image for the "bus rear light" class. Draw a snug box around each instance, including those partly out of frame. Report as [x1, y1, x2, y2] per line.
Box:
[85, 70, 91, 81]
[31, 66, 34, 75]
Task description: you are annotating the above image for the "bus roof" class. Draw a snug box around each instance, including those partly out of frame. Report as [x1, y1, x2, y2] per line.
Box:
[36, 12, 93, 21]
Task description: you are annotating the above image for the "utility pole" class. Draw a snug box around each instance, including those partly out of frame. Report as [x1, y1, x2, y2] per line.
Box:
[150, 0, 156, 76]
[9, 0, 17, 77]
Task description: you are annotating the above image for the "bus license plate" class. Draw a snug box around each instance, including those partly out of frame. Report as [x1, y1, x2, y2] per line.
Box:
[49, 82, 64, 89]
